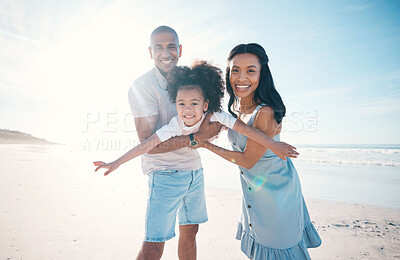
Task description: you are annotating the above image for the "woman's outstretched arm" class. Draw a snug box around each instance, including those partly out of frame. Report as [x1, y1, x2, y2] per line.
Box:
[202, 141, 255, 169]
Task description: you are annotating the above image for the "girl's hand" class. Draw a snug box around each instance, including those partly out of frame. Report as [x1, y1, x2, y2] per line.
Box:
[269, 141, 299, 161]
[93, 161, 120, 176]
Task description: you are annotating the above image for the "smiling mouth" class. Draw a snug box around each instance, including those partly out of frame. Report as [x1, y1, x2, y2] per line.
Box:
[236, 85, 251, 89]
[183, 115, 195, 119]
[160, 59, 174, 65]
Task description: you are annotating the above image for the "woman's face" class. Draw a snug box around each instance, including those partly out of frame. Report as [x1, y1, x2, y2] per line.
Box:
[229, 53, 261, 100]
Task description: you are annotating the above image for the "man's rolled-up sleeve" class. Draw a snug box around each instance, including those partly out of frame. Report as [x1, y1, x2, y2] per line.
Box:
[128, 81, 159, 118]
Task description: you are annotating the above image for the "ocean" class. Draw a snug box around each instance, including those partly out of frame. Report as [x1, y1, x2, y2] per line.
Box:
[200, 144, 400, 209]
[295, 144, 400, 168]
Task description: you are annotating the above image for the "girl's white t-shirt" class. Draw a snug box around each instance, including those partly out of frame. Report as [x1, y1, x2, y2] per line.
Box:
[156, 111, 237, 142]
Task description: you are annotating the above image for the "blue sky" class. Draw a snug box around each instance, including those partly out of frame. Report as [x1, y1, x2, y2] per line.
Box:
[0, 0, 399, 145]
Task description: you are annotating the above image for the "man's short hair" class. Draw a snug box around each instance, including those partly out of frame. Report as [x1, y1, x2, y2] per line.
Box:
[150, 25, 179, 45]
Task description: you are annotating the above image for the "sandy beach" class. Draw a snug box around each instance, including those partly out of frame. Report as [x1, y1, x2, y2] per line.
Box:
[0, 144, 399, 259]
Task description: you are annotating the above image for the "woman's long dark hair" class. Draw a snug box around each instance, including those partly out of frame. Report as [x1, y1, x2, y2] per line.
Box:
[226, 43, 286, 124]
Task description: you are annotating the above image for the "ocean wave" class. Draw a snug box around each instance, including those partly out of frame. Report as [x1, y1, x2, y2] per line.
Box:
[296, 158, 400, 167]
[296, 146, 400, 168]
[299, 148, 400, 155]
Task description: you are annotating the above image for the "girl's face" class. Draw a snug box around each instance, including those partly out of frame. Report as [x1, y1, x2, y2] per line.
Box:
[229, 53, 261, 101]
[176, 86, 209, 127]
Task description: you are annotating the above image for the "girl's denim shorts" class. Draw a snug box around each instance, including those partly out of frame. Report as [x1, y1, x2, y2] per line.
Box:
[144, 168, 208, 242]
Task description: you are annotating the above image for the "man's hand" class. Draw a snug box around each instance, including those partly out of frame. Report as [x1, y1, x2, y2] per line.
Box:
[269, 141, 299, 161]
[194, 113, 223, 144]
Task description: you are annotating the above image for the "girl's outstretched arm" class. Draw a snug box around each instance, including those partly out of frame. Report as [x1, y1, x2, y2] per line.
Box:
[212, 110, 298, 160]
[204, 107, 297, 168]
[232, 119, 298, 161]
[93, 133, 162, 176]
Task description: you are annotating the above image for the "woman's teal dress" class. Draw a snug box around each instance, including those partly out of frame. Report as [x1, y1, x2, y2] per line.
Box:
[228, 105, 321, 259]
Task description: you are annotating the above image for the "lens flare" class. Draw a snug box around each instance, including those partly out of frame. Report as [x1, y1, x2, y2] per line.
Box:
[253, 175, 268, 191]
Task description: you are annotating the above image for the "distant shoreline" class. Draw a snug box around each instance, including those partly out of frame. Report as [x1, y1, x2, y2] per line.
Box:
[295, 144, 400, 149]
[0, 129, 57, 145]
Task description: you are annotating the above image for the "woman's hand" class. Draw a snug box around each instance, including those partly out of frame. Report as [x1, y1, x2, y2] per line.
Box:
[93, 161, 120, 176]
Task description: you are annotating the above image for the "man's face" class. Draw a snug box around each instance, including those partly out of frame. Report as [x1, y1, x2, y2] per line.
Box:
[149, 31, 182, 74]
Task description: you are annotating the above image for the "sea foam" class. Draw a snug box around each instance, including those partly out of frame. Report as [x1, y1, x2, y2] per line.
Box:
[296, 145, 400, 168]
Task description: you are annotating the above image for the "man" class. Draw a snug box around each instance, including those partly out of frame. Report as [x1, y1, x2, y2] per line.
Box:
[128, 25, 219, 260]
[128, 26, 298, 260]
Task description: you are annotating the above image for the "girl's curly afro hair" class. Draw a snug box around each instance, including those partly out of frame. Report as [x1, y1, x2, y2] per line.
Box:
[167, 60, 225, 113]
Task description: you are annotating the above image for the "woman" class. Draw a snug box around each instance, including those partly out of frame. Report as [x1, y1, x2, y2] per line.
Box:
[199, 43, 321, 259]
